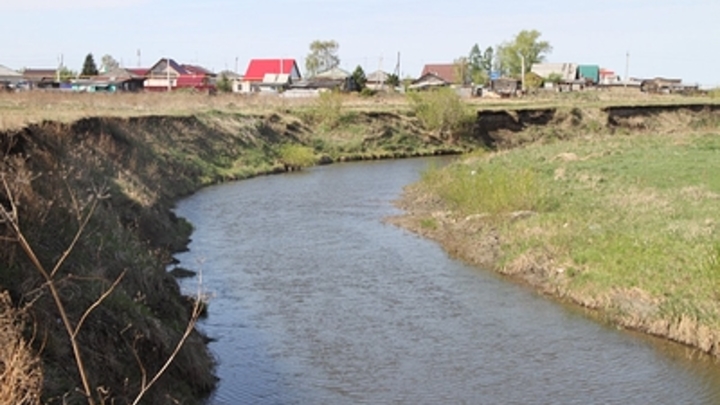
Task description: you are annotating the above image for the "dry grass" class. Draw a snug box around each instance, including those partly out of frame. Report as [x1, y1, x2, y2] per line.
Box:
[0, 91, 411, 131]
[0, 292, 42, 405]
[2, 89, 717, 132]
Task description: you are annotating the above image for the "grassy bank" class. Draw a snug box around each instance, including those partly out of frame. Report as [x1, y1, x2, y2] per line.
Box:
[392, 105, 720, 356]
[0, 102, 472, 404]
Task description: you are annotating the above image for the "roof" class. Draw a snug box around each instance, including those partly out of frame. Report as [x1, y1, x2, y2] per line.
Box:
[0, 64, 21, 78]
[147, 58, 188, 77]
[530, 63, 578, 81]
[243, 59, 298, 81]
[420, 64, 457, 84]
[366, 70, 389, 83]
[96, 67, 144, 81]
[409, 72, 449, 89]
[127, 68, 149, 76]
[312, 67, 350, 80]
[22, 69, 58, 81]
[217, 70, 243, 79]
[182, 64, 216, 76]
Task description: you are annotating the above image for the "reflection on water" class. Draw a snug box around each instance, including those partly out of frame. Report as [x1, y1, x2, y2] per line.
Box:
[175, 157, 720, 405]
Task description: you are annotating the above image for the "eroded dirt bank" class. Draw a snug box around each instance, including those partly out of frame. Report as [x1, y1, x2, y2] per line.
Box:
[392, 103, 720, 359]
[0, 110, 467, 404]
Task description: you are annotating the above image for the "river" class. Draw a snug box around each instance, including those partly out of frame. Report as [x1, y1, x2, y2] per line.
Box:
[174, 157, 720, 405]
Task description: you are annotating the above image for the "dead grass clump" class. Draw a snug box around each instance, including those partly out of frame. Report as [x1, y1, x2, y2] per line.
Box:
[0, 291, 42, 405]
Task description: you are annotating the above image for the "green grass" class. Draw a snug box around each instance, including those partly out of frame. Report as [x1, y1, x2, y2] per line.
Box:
[417, 127, 720, 325]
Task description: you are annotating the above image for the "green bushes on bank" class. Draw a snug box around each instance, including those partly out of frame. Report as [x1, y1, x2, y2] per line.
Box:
[406, 88, 475, 138]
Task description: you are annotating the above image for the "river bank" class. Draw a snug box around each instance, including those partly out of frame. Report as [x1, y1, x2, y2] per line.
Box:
[388, 103, 720, 359]
[0, 107, 467, 404]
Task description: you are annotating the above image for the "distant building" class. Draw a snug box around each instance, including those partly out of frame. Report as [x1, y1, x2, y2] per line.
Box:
[530, 63, 578, 82]
[419, 64, 458, 85]
[144, 58, 216, 92]
[365, 70, 390, 91]
[238, 59, 301, 93]
[0, 65, 23, 89]
[409, 72, 450, 90]
[22, 68, 59, 89]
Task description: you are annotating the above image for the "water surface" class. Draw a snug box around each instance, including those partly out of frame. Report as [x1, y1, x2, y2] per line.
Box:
[175, 157, 720, 404]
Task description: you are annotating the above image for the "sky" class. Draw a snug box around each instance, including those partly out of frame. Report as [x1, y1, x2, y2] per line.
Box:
[2, 0, 719, 87]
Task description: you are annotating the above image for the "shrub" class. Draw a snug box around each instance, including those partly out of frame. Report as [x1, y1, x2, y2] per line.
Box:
[304, 90, 344, 128]
[406, 88, 475, 139]
[278, 144, 316, 168]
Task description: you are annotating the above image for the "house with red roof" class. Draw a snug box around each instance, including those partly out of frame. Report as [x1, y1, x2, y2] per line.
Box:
[143, 58, 216, 92]
[420, 64, 459, 85]
[237, 59, 301, 93]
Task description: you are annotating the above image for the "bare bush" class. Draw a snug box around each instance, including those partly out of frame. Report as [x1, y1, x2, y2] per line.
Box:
[0, 291, 43, 405]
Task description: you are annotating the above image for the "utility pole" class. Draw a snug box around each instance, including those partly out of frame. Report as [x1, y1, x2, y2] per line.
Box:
[519, 53, 526, 95]
[57, 54, 63, 82]
[137, 49, 141, 67]
[166, 57, 171, 92]
[235, 56, 238, 74]
[624, 51, 630, 88]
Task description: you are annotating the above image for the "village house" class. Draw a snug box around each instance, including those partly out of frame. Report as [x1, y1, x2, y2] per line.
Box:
[0, 65, 23, 89]
[365, 70, 390, 91]
[409, 72, 449, 90]
[237, 59, 301, 93]
[22, 68, 60, 89]
[143, 58, 217, 92]
[66, 67, 147, 93]
[419, 64, 458, 85]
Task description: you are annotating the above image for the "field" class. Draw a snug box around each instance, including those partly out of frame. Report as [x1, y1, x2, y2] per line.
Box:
[1, 88, 718, 132]
[392, 105, 720, 355]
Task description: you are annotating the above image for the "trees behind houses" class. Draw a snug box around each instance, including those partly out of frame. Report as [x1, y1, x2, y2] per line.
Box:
[100, 54, 120, 73]
[305, 40, 340, 77]
[468, 44, 494, 85]
[496, 30, 552, 77]
[81, 53, 99, 76]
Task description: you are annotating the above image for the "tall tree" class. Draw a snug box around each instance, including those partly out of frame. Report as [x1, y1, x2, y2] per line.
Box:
[468, 44, 493, 85]
[453, 57, 471, 86]
[100, 54, 120, 73]
[351, 65, 367, 92]
[305, 40, 340, 77]
[481, 46, 494, 76]
[81, 53, 99, 76]
[496, 30, 552, 77]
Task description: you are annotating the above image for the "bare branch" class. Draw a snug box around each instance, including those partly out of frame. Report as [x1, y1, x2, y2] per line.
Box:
[73, 270, 126, 339]
[50, 196, 99, 278]
[131, 276, 204, 405]
[1, 178, 97, 405]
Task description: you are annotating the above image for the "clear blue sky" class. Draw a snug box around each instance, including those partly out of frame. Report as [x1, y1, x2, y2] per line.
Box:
[3, 0, 719, 86]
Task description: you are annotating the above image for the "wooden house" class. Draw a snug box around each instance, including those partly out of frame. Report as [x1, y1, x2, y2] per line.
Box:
[143, 58, 216, 92]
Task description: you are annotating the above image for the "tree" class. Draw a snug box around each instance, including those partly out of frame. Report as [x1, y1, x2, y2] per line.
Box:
[305, 40, 340, 77]
[351, 65, 367, 92]
[58, 66, 77, 83]
[496, 30, 552, 77]
[100, 54, 120, 73]
[81, 53, 99, 76]
[386, 73, 400, 88]
[481, 46, 494, 76]
[468, 44, 494, 85]
[453, 57, 471, 86]
[217, 73, 233, 93]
